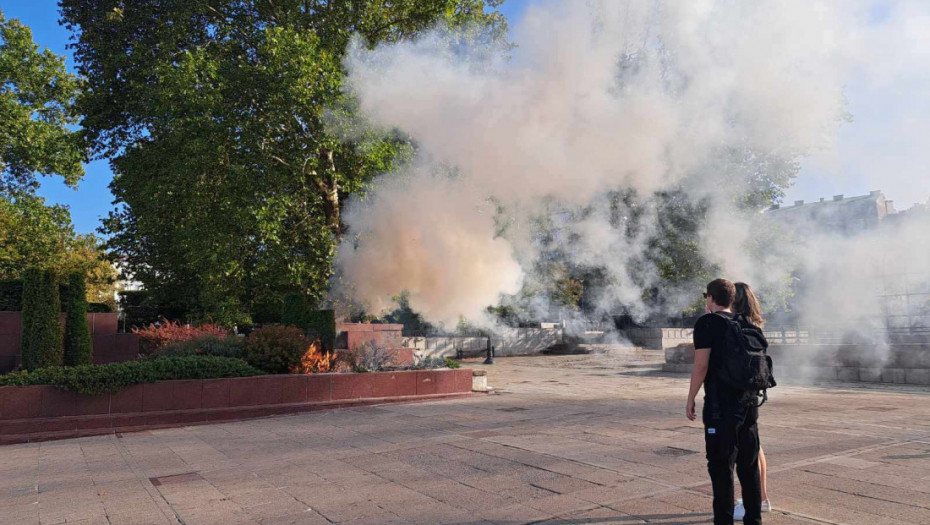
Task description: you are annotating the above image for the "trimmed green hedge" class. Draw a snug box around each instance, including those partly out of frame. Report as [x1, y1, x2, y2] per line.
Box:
[0, 279, 113, 313]
[63, 272, 93, 366]
[281, 293, 306, 329]
[0, 279, 23, 310]
[306, 309, 335, 353]
[21, 269, 63, 370]
[87, 302, 113, 313]
[0, 356, 263, 396]
[280, 294, 335, 352]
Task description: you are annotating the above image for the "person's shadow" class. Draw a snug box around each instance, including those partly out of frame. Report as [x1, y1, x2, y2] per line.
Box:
[452, 512, 715, 524]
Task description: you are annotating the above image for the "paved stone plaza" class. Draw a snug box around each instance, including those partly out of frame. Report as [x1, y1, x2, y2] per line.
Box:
[2, 350, 930, 524]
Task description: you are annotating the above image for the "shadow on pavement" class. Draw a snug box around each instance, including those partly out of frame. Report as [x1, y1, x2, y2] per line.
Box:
[452, 512, 715, 525]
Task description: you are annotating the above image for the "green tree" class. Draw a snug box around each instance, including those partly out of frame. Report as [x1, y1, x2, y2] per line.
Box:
[63, 271, 93, 366]
[60, 0, 506, 323]
[551, 275, 584, 311]
[21, 268, 63, 370]
[0, 10, 84, 195]
[0, 193, 117, 305]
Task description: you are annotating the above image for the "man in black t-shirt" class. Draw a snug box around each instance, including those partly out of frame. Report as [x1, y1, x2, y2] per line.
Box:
[686, 278, 762, 525]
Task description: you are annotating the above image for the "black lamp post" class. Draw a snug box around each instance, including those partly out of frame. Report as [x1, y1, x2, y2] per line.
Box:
[483, 338, 495, 365]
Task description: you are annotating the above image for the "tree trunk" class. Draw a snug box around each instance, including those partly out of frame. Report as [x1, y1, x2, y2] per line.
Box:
[317, 148, 340, 234]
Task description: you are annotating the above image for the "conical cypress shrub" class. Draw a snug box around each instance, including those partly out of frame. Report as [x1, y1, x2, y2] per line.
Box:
[63, 272, 93, 366]
[20, 268, 42, 370]
[32, 270, 63, 369]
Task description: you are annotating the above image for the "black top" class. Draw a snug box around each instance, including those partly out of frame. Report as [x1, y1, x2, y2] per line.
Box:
[693, 311, 739, 404]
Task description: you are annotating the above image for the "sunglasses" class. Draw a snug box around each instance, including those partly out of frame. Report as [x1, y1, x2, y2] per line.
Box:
[702, 292, 710, 298]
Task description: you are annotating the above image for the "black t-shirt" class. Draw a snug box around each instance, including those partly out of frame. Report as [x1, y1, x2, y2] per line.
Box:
[693, 311, 740, 403]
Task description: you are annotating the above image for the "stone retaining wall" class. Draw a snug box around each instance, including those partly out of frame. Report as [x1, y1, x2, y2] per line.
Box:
[663, 342, 930, 386]
[662, 362, 930, 385]
[402, 336, 487, 358]
[0, 311, 139, 373]
[0, 368, 473, 444]
[620, 327, 692, 349]
[402, 328, 563, 358]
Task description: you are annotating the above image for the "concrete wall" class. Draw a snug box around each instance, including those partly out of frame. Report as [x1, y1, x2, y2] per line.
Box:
[402, 336, 487, 358]
[619, 327, 692, 350]
[663, 342, 930, 385]
[492, 327, 563, 356]
[402, 328, 564, 358]
[0, 369, 474, 444]
[662, 362, 930, 385]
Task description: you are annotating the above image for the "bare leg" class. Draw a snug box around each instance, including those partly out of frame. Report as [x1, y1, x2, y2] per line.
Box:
[759, 447, 768, 500]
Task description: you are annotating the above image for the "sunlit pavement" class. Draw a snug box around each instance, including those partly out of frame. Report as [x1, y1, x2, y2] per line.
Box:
[3, 350, 930, 524]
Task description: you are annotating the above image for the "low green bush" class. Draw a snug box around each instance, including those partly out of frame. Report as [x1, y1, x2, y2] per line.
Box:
[154, 336, 245, 359]
[409, 356, 445, 370]
[0, 356, 263, 396]
[243, 325, 307, 374]
[408, 356, 461, 370]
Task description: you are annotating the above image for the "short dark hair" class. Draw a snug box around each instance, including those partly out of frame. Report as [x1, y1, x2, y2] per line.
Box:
[706, 278, 736, 308]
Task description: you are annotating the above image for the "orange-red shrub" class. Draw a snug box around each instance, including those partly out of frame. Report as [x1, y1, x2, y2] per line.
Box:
[133, 319, 228, 355]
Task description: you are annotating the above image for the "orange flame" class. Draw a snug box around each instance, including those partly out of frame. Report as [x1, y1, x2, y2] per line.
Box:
[290, 339, 335, 374]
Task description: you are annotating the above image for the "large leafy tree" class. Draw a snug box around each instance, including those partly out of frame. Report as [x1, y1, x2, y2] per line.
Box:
[0, 10, 84, 195]
[61, 0, 506, 324]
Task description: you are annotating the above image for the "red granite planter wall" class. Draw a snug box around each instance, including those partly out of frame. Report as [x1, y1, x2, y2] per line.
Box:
[0, 312, 138, 372]
[0, 368, 473, 444]
[334, 323, 415, 366]
[336, 323, 403, 350]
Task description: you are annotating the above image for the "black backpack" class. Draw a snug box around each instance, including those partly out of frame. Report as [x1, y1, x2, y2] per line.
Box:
[714, 312, 776, 407]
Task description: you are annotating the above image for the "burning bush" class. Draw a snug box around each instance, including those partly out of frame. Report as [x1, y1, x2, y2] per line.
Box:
[133, 319, 228, 355]
[290, 339, 335, 374]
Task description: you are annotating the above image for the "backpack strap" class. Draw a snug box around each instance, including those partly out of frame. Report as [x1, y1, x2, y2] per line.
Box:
[756, 390, 768, 407]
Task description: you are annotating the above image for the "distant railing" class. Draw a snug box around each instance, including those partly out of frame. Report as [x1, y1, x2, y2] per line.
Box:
[764, 325, 930, 345]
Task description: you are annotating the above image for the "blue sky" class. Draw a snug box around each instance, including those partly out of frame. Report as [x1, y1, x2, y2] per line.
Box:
[3, 0, 927, 234]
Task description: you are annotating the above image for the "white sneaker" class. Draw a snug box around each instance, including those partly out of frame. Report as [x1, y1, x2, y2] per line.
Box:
[734, 499, 771, 518]
[734, 499, 745, 520]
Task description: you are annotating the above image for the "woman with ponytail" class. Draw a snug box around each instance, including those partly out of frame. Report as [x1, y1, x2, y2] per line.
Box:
[732, 282, 771, 518]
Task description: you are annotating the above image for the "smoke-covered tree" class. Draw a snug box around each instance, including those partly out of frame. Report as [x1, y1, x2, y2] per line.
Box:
[0, 10, 84, 196]
[60, 0, 506, 324]
[380, 291, 435, 333]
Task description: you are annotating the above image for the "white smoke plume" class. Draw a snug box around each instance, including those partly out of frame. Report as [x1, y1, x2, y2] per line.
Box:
[336, 173, 522, 326]
[334, 1, 910, 328]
